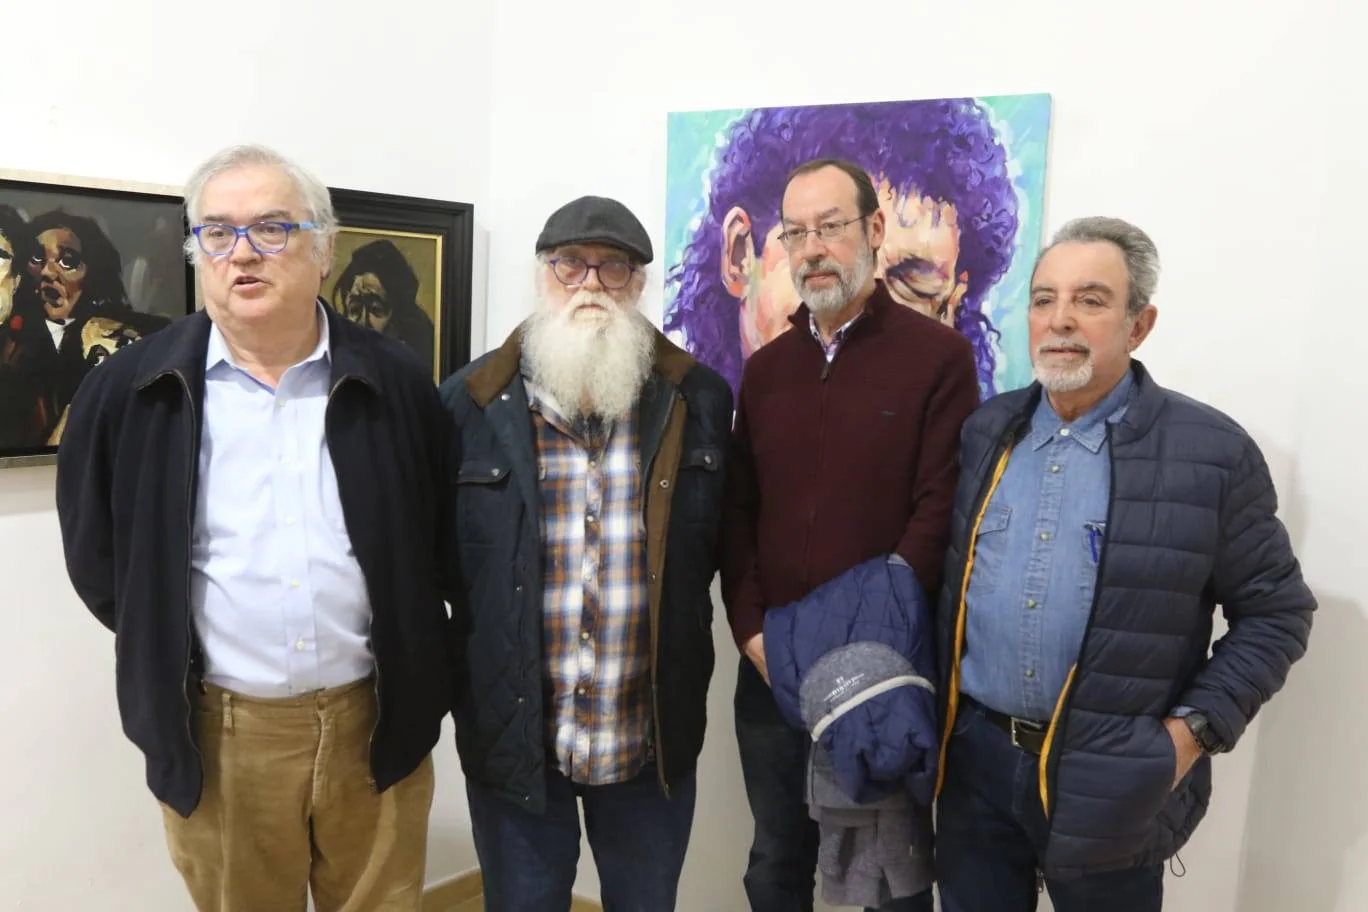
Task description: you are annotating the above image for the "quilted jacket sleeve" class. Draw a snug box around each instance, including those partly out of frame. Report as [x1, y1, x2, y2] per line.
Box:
[1174, 435, 1315, 748]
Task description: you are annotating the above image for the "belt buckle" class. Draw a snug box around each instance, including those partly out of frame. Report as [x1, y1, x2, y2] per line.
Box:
[1011, 717, 1043, 751]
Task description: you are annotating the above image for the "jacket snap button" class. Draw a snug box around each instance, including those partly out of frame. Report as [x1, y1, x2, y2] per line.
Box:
[500, 393, 511, 401]
[659, 479, 670, 489]
[490, 468, 499, 476]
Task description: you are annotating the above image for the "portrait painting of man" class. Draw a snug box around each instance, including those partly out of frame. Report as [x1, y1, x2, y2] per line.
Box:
[0, 177, 190, 461]
[663, 94, 1052, 399]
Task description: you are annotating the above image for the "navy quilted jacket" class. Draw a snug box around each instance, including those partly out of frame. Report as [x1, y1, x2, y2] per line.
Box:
[936, 361, 1315, 874]
[765, 555, 940, 807]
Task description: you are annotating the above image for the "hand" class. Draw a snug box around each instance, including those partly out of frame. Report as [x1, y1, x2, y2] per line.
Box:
[743, 633, 769, 685]
[1163, 717, 1203, 789]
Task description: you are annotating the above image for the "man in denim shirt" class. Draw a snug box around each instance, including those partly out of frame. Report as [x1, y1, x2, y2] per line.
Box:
[934, 217, 1314, 911]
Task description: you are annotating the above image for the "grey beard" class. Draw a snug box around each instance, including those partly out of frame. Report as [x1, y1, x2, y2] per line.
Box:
[523, 303, 656, 422]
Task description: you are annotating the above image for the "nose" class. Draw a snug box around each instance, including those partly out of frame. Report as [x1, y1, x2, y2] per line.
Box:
[41, 257, 60, 280]
[798, 230, 827, 257]
[1047, 299, 1077, 334]
[579, 265, 604, 292]
[228, 231, 261, 265]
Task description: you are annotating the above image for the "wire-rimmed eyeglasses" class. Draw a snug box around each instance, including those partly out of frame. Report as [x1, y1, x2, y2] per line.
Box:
[777, 215, 866, 250]
[192, 220, 318, 257]
[547, 255, 636, 290]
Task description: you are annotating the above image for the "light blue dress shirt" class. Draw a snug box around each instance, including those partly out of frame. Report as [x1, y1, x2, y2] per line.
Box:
[189, 309, 374, 698]
[958, 372, 1134, 721]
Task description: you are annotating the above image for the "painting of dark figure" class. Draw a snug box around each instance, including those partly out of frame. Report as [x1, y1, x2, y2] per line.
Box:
[328, 232, 437, 375]
[326, 187, 474, 384]
[0, 175, 192, 464]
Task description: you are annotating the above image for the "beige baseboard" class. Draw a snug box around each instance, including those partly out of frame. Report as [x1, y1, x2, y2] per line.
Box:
[423, 869, 602, 911]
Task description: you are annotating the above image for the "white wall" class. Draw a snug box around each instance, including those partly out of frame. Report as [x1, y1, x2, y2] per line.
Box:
[0, 2, 492, 908]
[482, 1, 1364, 910]
[6, 0, 1365, 909]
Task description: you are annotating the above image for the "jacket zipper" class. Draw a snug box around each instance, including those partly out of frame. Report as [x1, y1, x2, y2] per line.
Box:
[934, 440, 1014, 796]
[640, 387, 677, 798]
[1037, 424, 1117, 821]
[169, 370, 203, 777]
[801, 337, 840, 589]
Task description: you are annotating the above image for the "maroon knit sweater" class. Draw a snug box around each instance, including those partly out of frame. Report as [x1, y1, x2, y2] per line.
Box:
[721, 281, 981, 648]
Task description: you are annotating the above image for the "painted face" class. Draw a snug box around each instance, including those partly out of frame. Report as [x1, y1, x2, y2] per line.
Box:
[875, 179, 967, 327]
[28, 227, 87, 322]
[342, 272, 392, 333]
[0, 231, 16, 324]
[79, 316, 142, 368]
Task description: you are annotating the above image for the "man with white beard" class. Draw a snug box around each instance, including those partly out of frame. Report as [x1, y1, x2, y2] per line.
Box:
[439, 196, 733, 911]
[934, 217, 1314, 911]
[721, 159, 980, 911]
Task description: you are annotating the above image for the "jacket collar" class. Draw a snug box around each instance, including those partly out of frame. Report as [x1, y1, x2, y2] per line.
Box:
[134, 300, 382, 396]
[465, 317, 697, 408]
[1003, 360, 1164, 448]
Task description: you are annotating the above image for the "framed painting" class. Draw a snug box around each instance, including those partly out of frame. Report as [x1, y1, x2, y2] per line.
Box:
[325, 187, 473, 383]
[1, 170, 193, 468]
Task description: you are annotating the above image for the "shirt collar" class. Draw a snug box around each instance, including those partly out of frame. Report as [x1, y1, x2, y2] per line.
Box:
[1029, 369, 1135, 453]
[808, 310, 864, 352]
[206, 302, 331, 375]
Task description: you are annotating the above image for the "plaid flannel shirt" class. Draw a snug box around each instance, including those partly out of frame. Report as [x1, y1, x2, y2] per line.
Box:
[528, 384, 652, 786]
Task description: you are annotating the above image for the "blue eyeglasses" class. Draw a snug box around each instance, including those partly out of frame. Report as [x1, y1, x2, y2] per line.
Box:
[191, 220, 318, 257]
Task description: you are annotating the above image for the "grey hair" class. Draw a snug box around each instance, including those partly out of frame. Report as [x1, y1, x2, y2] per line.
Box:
[181, 144, 337, 264]
[1042, 216, 1160, 316]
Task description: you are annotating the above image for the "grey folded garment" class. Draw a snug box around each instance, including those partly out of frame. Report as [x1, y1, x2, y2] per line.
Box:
[800, 642, 934, 908]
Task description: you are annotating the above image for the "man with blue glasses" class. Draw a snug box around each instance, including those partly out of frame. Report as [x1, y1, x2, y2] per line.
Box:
[56, 144, 454, 911]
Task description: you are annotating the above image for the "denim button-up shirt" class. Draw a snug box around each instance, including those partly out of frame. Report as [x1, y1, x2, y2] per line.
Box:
[958, 372, 1134, 721]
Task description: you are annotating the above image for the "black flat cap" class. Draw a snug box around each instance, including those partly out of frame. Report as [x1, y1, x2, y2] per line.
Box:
[535, 195, 653, 265]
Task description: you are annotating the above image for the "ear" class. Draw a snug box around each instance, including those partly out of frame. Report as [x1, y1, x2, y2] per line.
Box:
[720, 206, 753, 298]
[1128, 304, 1158, 351]
[866, 207, 887, 252]
[319, 233, 337, 280]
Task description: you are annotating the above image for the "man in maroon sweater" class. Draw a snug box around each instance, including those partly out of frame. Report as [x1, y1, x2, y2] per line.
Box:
[721, 159, 980, 911]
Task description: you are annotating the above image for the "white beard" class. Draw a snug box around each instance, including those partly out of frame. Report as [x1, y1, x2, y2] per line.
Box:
[794, 236, 876, 316]
[1032, 336, 1094, 392]
[523, 289, 655, 421]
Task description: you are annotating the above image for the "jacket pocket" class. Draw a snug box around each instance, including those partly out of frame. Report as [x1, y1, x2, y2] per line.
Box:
[454, 459, 511, 544]
[967, 502, 1011, 595]
[675, 445, 723, 522]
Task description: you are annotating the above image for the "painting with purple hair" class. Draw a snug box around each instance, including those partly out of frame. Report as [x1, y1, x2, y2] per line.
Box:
[663, 95, 1051, 399]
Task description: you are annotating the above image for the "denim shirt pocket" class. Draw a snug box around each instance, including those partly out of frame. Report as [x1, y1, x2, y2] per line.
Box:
[968, 502, 1013, 596]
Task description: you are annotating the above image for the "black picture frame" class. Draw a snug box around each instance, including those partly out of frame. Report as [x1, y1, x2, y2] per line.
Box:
[325, 187, 474, 384]
[1, 171, 194, 468]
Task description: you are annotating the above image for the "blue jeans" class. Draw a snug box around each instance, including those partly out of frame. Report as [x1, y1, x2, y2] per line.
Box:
[735, 658, 934, 912]
[467, 764, 696, 911]
[936, 699, 1165, 912]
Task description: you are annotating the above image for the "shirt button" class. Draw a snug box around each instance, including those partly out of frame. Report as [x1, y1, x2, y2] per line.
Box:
[1027, 599, 1038, 609]
[285, 516, 296, 525]
[289, 578, 300, 588]
[1050, 465, 1061, 473]
[580, 631, 591, 641]
[294, 638, 306, 652]
[576, 687, 587, 696]
[1060, 428, 1071, 437]
[1039, 532, 1050, 541]
[1025, 669, 1036, 678]
[586, 513, 597, 524]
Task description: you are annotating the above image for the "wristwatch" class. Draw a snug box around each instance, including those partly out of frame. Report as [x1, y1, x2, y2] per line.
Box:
[1182, 712, 1226, 754]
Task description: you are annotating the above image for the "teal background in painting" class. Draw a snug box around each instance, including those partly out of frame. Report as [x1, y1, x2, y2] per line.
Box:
[663, 94, 1051, 395]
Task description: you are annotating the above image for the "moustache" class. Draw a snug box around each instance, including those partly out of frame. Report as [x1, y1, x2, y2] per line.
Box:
[562, 289, 620, 316]
[795, 258, 842, 282]
[1036, 337, 1092, 356]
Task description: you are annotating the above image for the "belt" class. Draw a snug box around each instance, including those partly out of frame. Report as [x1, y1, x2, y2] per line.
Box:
[967, 697, 1049, 755]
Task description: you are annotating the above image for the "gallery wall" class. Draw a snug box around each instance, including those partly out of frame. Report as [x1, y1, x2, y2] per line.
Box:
[3, 1, 1364, 910]
[0, 3, 493, 908]
[482, 1, 1364, 910]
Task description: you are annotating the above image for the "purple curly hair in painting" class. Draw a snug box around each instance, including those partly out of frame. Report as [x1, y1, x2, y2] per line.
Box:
[664, 98, 1018, 398]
